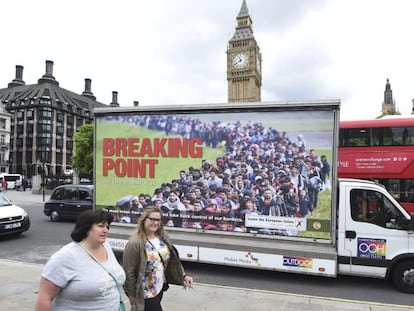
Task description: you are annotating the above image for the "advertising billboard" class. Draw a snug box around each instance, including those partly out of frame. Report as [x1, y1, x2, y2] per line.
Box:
[95, 106, 335, 239]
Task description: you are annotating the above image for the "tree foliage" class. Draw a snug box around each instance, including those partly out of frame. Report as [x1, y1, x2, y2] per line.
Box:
[72, 124, 94, 174]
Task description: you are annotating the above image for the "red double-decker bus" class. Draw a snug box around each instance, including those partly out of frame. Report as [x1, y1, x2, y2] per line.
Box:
[338, 116, 414, 213]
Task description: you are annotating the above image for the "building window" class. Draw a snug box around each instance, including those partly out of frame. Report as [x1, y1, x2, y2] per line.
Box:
[76, 117, 83, 130]
[55, 152, 63, 166]
[39, 124, 51, 132]
[26, 151, 32, 163]
[66, 141, 73, 150]
[38, 107, 52, 119]
[67, 114, 74, 126]
[26, 124, 33, 134]
[26, 137, 33, 147]
[57, 126, 64, 135]
[37, 137, 51, 146]
[17, 125, 24, 135]
[57, 112, 64, 123]
[39, 98, 51, 105]
[16, 138, 23, 150]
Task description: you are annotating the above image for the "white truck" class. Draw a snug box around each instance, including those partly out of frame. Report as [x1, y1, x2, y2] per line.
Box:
[93, 101, 414, 293]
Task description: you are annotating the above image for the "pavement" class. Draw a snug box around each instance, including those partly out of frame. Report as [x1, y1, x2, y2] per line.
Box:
[2, 189, 414, 311]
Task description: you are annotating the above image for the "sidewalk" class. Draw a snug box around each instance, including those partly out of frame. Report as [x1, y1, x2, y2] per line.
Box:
[1, 259, 413, 311]
[4, 188, 50, 204]
[2, 190, 413, 310]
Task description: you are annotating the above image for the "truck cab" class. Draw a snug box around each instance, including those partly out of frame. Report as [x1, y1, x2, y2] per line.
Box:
[337, 179, 414, 293]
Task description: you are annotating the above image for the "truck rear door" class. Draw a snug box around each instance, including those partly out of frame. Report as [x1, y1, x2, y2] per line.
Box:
[338, 186, 410, 278]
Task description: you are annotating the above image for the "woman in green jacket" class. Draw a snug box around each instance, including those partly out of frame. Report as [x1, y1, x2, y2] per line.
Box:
[123, 206, 193, 311]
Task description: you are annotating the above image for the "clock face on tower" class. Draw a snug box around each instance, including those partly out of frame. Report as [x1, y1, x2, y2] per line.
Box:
[232, 52, 249, 69]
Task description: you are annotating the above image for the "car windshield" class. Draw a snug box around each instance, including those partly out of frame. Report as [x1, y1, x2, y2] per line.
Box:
[0, 194, 12, 206]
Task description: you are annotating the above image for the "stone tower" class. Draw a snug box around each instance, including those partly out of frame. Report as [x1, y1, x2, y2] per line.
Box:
[227, 0, 262, 102]
[382, 78, 397, 114]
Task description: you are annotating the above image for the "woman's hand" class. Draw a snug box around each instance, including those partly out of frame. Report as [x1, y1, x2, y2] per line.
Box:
[184, 275, 193, 289]
[128, 295, 136, 307]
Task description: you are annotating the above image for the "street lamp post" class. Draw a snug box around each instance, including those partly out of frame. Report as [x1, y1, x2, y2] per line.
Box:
[38, 154, 46, 202]
[42, 161, 45, 202]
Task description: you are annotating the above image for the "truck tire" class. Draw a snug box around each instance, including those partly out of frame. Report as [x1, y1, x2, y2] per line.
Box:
[392, 261, 414, 293]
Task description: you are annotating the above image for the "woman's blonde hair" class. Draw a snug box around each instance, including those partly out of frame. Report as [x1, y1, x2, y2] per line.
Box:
[135, 205, 166, 237]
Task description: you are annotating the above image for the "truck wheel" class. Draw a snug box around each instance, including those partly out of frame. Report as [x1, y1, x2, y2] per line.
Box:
[50, 210, 60, 222]
[392, 261, 414, 293]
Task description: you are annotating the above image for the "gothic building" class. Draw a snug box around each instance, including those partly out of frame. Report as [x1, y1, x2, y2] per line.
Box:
[227, 0, 262, 102]
[382, 78, 398, 115]
[0, 60, 110, 177]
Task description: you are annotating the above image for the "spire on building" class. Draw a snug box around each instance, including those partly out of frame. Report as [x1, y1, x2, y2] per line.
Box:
[231, 0, 254, 41]
[382, 78, 397, 115]
[384, 78, 393, 104]
[238, 0, 249, 17]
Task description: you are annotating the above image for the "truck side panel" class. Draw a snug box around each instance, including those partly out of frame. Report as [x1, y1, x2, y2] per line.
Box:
[107, 229, 338, 276]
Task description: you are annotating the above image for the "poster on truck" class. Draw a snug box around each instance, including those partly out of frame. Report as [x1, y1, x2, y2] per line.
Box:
[95, 105, 336, 239]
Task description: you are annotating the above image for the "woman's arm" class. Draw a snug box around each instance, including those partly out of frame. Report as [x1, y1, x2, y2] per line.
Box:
[123, 239, 140, 303]
[34, 277, 62, 311]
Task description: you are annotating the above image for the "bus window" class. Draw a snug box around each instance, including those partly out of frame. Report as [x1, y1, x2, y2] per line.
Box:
[348, 128, 369, 146]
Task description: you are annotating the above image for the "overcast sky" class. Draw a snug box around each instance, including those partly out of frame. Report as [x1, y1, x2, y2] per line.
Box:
[1, 0, 413, 120]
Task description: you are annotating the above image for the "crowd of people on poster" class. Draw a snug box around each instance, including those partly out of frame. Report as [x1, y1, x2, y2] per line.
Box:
[104, 113, 331, 236]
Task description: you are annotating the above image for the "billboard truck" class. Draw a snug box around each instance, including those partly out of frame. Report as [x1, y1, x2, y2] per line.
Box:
[93, 101, 414, 293]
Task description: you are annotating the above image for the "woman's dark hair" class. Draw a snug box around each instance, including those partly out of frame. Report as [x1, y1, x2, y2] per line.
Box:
[70, 210, 113, 242]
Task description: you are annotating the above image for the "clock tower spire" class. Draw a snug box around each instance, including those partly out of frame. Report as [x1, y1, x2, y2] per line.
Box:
[227, 0, 262, 102]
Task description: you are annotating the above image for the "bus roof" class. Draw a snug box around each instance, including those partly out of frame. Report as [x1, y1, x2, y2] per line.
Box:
[340, 116, 414, 128]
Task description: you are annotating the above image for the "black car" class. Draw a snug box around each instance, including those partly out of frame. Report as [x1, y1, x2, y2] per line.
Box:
[44, 185, 93, 221]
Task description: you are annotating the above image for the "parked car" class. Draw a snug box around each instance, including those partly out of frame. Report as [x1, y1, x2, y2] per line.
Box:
[44, 184, 93, 222]
[0, 193, 30, 236]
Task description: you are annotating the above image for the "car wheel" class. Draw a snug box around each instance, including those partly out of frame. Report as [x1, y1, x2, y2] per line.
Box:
[50, 210, 60, 222]
[392, 261, 414, 293]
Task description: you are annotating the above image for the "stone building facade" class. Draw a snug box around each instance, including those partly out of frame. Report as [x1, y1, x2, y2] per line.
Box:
[0, 60, 110, 177]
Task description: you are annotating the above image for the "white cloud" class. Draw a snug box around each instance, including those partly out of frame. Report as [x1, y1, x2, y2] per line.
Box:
[1, 0, 413, 120]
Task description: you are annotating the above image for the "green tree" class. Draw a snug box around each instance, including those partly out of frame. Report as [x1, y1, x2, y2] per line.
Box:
[72, 124, 93, 174]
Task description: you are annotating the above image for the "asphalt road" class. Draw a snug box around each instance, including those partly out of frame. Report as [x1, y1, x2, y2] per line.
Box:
[1, 198, 413, 306]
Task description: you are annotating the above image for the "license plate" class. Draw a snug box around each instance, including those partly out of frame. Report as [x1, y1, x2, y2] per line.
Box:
[4, 222, 21, 229]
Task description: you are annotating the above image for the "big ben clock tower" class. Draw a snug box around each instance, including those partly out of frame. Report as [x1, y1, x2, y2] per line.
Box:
[227, 0, 262, 102]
